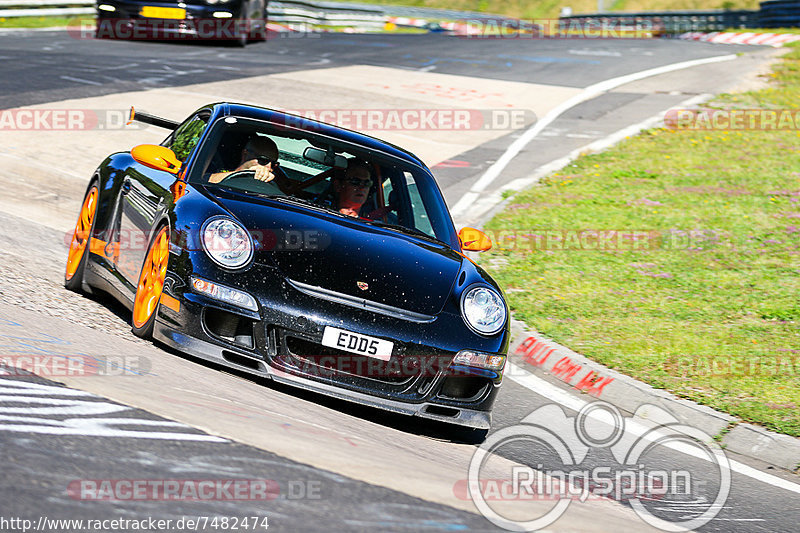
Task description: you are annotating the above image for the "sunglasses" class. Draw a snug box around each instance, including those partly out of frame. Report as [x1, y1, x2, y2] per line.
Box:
[346, 178, 372, 188]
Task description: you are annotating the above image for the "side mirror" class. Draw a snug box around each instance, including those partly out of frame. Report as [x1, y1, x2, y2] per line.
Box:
[131, 144, 181, 174]
[459, 227, 492, 252]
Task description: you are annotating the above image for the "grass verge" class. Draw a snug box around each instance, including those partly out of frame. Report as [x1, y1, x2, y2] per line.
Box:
[480, 43, 800, 437]
[0, 16, 76, 28]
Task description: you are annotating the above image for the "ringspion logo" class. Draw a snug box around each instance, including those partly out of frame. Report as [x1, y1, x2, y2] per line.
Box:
[464, 401, 731, 531]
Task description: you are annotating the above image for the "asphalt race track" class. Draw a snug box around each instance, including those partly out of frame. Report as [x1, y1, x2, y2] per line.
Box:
[0, 28, 798, 532]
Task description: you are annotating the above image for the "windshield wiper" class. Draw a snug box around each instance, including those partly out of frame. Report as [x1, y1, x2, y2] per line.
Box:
[269, 195, 338, 214]
[368, 220, 446, 245]
[208, 186, 333, 212]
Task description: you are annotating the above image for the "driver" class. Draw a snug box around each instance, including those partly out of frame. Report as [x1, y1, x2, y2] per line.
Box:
[208, 135, 282, 185]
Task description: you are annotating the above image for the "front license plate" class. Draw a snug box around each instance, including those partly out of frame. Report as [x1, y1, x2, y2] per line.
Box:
[321, 326, 393, 361]
[140, 6, 186, 19]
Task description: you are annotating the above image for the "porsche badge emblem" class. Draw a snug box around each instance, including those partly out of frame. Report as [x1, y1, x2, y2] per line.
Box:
[357, 281, 369, 291]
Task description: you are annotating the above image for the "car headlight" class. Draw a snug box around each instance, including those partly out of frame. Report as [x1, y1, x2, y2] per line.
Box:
[461, 286, 506, 335]
[202, 217, 253, 269]
[192, 277, 258, 312]
[452, 350, 506, 371]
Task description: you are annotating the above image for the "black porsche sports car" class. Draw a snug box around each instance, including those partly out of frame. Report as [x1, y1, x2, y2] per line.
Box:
[65, 102, 509, 429]
[95, 0, 269, 46]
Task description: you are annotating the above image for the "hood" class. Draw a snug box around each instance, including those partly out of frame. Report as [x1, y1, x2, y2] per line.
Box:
[207, 188, 463, 316]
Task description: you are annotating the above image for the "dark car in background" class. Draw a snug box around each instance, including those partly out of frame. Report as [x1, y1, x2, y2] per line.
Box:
[95, 0, 269, 45]
[64, 102, 509, 431]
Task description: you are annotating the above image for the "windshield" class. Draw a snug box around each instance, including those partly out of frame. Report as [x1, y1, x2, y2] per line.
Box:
[187, 116, 457, 246]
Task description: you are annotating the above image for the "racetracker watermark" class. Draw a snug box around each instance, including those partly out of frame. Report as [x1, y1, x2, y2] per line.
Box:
[67, 18, 282, 41]
[0, 354, 151, 377]
[666, 354, 800, 377]
[269, 354, 503, 379]
[63, 228, 333, 253]
[463, 401, 731, 531]
[456, 18, 655, 39]
[485, 229, 723, 252]
[279, 109, 535, 131]
[64, 228, 726, 256]
[68, 479, 281, 501]
[0, 109, 139, 131]
[665, 108, 800, 130]
[0, 516, 269, 532]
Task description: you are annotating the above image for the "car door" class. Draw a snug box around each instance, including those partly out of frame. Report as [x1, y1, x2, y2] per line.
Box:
[116, 110, 210, 287]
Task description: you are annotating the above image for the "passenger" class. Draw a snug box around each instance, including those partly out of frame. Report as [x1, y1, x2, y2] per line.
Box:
[332, 159, 394, 219]
[208, 135, 282, 185]
[333, 159, 373, 217]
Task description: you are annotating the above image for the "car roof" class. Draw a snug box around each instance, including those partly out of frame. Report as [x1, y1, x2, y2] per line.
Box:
[207, 102, 428, 170]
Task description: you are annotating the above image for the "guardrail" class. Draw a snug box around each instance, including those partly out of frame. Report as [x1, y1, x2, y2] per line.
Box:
[0, 0, 86, 5]
[560, 1, 800, 34]
[0, 7, 93, 17]
[266, 1, 384, 28]
[560, 9, 759, 34]
[0, 0, 94, 17]
[759, 0, 800, 28]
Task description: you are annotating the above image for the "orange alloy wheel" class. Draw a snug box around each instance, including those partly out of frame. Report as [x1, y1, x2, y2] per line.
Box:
[65, 187, 99, 281]
[133, 226, 169, 329]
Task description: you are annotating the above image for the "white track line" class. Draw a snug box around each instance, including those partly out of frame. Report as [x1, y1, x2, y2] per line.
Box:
[507, 362, 800, 495]
[59, 75, 102, 86]
[451, 92, 713, 228]
[450, 53, 738, 217]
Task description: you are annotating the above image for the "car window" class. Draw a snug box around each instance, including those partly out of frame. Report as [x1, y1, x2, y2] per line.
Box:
[187, 116, 456, 246]
[273, 135, 335, 195]
[403, 171, 435, 236]
[167, 112, 210, 162]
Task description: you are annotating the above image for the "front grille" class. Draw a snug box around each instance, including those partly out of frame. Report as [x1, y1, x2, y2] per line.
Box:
[266, 326, 456, 397]
[284, 335, 415, 385]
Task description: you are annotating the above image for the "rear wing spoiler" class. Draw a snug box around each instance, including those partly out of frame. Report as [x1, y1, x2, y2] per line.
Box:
[127, 106, 179, 130]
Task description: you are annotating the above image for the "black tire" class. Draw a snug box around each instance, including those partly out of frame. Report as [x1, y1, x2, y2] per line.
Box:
[131, 225, 170, 339]
[64, 183, 99, 293]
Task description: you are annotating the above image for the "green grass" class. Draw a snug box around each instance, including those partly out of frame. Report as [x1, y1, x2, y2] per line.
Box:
[742, 28, 800, 34]
[0, 16, 76, 28]
[480, 43, 800, 437]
